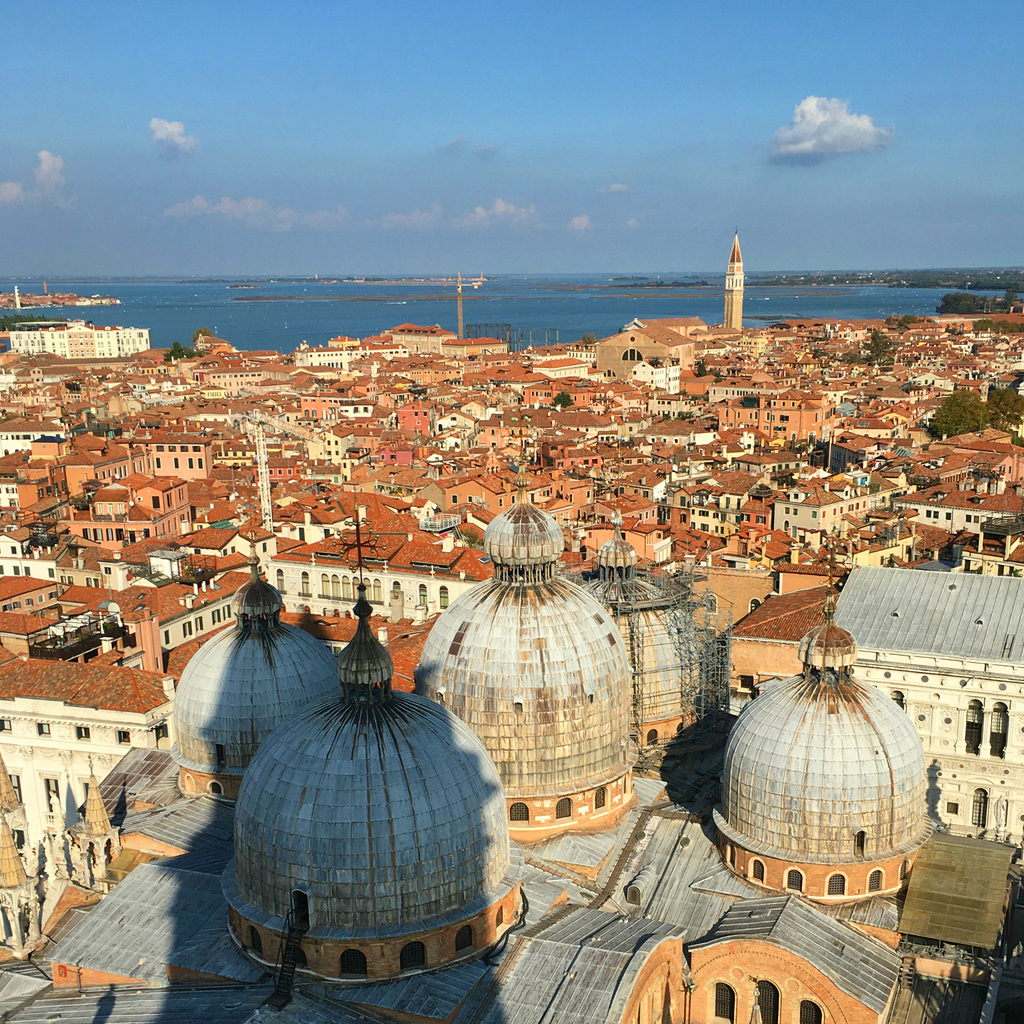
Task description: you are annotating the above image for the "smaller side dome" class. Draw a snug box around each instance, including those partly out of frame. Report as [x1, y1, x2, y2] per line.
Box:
[234, 557, 283, 620]
[483, 469, 564, 580]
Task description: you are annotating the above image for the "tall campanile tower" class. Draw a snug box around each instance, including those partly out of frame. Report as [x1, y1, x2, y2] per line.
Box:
[723, 231, 744, 330]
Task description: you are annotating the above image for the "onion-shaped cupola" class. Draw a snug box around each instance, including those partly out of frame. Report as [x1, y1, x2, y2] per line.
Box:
[714, 591, 929, 902]
[597, 512, 638, 586]
[172, 558, 339, 799]
[225, 582, 522, 983]
[416, 469, 636, 842]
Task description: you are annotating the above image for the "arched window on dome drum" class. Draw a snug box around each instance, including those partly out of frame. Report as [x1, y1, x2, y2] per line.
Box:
[341, 576, 352, 600]
[418, 584, 428, 605]
[972, 788, 989, 828]
[509, 802, 530, 822]
[728, 845, 735, 867]
[372, 579, 382, 603]
[455, 925, 473, 952]
[752, 859, 765, 882]
[496, 907, 504, 927]
[646, 729, 659, 745]
[400, 941, 426, 972]
[827, 873, 846, 896]
[966, 700, 984, 755]
[209, 781, 223, 796]
[595, 786, 607, 810]
[555, 797, 573, 819]
[799, 1000, 823, 1024]
[714, 983, 735, 1023]
[787, 869, 803, 892]
[854, 830, 866, 858]
[891, 690, 905, 709]
[439, 585, 449, 609]
[900, 860, 908, 880]
[869, 869, 883, 892]
[331, 574, 341, 599]
[757, 980, 780, 1024]
[990, 702, 1009, 758]
[249, 927, 262, 957]
[275, 569, 285, 592]
[339, 948, 367, 979]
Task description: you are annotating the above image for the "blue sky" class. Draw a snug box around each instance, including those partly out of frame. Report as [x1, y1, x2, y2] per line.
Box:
[1, 1, 1021, 275]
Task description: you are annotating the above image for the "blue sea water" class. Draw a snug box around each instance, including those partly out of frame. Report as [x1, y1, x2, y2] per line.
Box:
[6, 275, 954, 353]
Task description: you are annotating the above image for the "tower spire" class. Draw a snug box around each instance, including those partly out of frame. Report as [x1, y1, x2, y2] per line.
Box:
[84, 765, 111, 837]
[0, 817, 26, 888]
[724, 231, 744, 331]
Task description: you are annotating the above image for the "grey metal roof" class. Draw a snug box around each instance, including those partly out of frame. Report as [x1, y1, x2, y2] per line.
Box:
[836, 565, 1024, 663]
[7, 985, 271, 1024]
[229, 690, 520, 940]
[899, 833, 1012, 948]
[98, 747, 181, 822]
[693, 895, 899, 1013]
[47, 861, 264, 985]
[0, 970, 49, 1018]
[119, 794, 235, 871]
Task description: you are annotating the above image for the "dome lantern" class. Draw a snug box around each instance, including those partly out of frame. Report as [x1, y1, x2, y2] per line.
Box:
[597, 512, 638, 584]
[338, 582, 394, 704]
[482, 468, 565, 583]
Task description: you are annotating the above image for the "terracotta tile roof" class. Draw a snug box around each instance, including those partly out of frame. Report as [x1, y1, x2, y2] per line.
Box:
[733, 586, 832, 641]
[0, 659, 169, 713]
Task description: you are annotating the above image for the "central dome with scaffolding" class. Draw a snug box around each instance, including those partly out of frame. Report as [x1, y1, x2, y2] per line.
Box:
[580, 517, 732, 753]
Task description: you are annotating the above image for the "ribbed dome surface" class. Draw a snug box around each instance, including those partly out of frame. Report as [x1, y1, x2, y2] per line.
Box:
[173, 620, 339, 776]
[415, 578, 633, 796]
[718, 671, 927, 862]
[225, 692, 519, 938]
[483, 502, 565, 567]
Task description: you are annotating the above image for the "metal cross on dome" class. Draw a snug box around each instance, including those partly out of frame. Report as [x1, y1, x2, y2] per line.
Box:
[815, 534, 846, 591]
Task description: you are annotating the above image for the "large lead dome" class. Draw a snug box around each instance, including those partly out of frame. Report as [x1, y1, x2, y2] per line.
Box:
[225, 584, 521, 981]
[715, 596, 929, 894]
[173, 561, 339, 796]
[416, 472, 635, 839]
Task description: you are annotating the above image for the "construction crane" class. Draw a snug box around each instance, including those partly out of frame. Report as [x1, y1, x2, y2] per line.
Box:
[244, 415, 274, 533]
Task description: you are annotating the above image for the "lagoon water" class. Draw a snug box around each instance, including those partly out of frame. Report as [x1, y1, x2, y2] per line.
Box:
[10, 276, 954, 353]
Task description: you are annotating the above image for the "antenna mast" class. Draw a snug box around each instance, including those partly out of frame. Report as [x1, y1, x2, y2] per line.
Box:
[457, 272, 464, 340]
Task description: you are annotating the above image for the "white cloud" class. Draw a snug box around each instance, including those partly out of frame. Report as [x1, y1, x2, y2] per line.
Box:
[0, 151, 67, 205]
[603, 182, 629, 193]
[626, 217, 639, 228]
[770, 96, 892, 165]
[569, 214, 591, 231]
[436, 136, 499, 161]
[454, 197, 537, 229]
[164, 195, 348, 232]
[150, 117, 199, 156]
[437, 136, 468, 157]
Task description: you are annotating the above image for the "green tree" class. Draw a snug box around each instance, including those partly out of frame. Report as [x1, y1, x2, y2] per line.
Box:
[695, 358, 708, 377]
[867, 329, 896, 365]
[987, 388, 1024, 433]
[552, 391, 574, 409]
[930, 389, 989, 438]
[1003, 289, 1018, 308]
[165, 341, 196, 362]
[192, 326, 214, 344]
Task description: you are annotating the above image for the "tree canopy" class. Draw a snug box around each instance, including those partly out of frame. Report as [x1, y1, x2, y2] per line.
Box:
[552, 391, 574, 409]
[929, 389, 988, 438]
[192, 326, 214, 343]
[987, 387, 1024, 434]
[164, 341, 196, 362]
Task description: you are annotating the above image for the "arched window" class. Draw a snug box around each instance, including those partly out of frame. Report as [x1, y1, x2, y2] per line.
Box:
[372, 579, 382, 603]
[209, 781, 223, 796]
[439, 585, 449, 609]
[418, 584, 428, 605]
[339, 948, 367, 979]
[707, 594, 719, 614]
[496, 907, 504, 927]
[400, 941, 426, 972]
[787, 869, 803, 892]
[275, 569, 285, 592]
[342, 576, 352, 599]
[622, 348, 643, 362]
[249, 927, 263, 957]
[972, 788, 989, 828]
[320, 573, 330, 597]
[509, 802, 529, 822]
[799, 1000, 823, 1024]
[331, 574, 341, 599]
[757, 980, 780, 1024]
[749, 598, 761, 613]
[966, 700, 984, 754]
[869, 869, 883, 892]
[990, 702, 1009, 758]
[891, 690, 905, 709]
[455, 925, 473, 952]
[827, 873, 846, 896]
[555, 797, 572, 819]
[752, 859, 765, 883]
[854, 830, 866, 857]
[714, 983, 736, 1023]
[646, 729, 659, 745]
[594, 786, 607, 810]
[300, 570, 310, 596]
[900, 860, 909, 880]
[728, 844, 736, 866]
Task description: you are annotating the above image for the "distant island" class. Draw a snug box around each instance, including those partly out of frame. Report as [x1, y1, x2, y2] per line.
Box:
[0, 290, 119, 310]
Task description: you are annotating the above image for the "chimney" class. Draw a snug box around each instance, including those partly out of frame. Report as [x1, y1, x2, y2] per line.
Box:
[442, 534, 454, 553]
[201, 580, 207, 592]
[193, 583, 199, 595]
[377, 625, 388, 645]
[161, 677, 175, 699]
[390, 588, 405, 623]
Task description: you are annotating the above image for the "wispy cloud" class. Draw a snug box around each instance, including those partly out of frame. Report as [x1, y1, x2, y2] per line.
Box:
[150, 117, 199, 156]
[770, 96, 892, 165]
[436, 136, 500, 161]
[601, 182, 629, 193]
[373, 198, 538, 231]
[164, 195, 349, 231]
[437, 135, 468, 157]
[454, 198, 537, 228]
[0, 150, 67, 206]
[373, 203, 445, 230]
[569, 214, 591, 231]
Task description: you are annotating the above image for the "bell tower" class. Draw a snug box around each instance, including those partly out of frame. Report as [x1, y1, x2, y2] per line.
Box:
[723, 232, 744, 331]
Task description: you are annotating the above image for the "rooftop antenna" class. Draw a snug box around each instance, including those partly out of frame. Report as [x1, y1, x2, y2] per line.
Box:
[457, 273, 464, 341]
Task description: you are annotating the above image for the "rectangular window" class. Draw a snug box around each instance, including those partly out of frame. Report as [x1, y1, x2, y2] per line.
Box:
[75, 726, 91, 741]
[9, 775, 20, 803]
[182, 621, 193, 638]
[44, 777, 59, 810]
[163, 630, 170, 645]
[117, 729, 131, 744]
[154, 723, 169, 741]
[195, 616, 203, 631]
[37, 722, 50, 736]
[212, 608, 221, 624]
[0, 719, 10, 732]
[946, 802, 959, 816]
